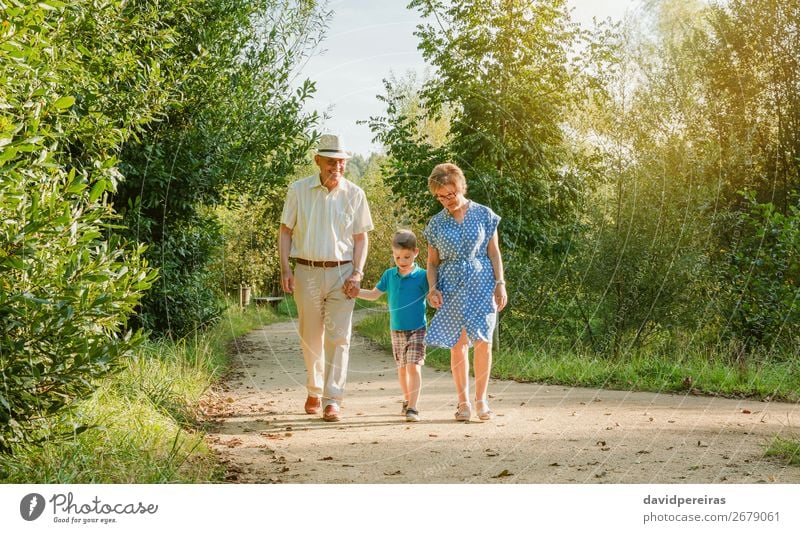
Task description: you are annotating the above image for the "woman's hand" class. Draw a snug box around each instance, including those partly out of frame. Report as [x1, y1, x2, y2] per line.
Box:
[427, 289, 443, 309]
[494, 283, 507, 311]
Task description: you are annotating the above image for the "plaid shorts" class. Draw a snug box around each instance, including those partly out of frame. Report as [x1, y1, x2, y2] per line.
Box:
[390, 327, 427, 367]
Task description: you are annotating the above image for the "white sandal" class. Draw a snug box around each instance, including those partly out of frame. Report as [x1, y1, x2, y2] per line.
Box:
[475, 399, 494, 421]
[455, 401, 472, 422]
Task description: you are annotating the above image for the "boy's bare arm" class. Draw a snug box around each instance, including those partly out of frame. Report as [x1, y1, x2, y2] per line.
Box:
[357, 288, 384, 301]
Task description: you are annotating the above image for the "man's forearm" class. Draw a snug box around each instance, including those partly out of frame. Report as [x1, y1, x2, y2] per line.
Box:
[352, 233, 368, 275]
[279, 224, 293, 272]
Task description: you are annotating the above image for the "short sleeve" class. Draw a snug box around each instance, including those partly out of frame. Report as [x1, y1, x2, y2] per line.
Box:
[375, 269, 390, 293]
[352, 190, 374, 234]
[280, 184, 298, 229]
[422, 217, 436, 248]
[485, 206, 501, 238]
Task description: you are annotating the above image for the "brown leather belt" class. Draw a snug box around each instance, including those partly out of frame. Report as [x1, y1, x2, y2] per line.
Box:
[295, 258, 352, 268]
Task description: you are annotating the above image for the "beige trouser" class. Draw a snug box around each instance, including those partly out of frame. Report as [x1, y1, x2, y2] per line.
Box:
[293, 263, 355, 408]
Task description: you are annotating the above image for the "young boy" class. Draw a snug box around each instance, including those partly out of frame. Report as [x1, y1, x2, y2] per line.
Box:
[358, 230, 428, 422]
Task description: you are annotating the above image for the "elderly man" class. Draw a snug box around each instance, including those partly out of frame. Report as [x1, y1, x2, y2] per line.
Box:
[278, 134, 373, 422]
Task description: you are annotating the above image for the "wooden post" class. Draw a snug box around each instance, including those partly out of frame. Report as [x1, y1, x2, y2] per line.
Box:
[239, 285, 251, 309]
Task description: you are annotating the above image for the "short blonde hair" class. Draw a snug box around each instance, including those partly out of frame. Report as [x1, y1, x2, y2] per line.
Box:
[428, 163, 467, 195]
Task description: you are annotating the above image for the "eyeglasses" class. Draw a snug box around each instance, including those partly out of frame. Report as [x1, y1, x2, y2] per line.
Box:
[434, 191, 457, 202]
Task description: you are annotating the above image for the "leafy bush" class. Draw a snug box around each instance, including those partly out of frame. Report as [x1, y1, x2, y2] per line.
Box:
[724, 192, 800, 353]
[1, 2, 156, 452]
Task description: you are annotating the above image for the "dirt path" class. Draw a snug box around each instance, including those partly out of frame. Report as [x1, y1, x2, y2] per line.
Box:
[203, 310, 800, 483]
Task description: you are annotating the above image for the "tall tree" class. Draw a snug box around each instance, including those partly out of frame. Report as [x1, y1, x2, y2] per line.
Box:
[112, 0, 326, 336]
[371, 0, 583, 251]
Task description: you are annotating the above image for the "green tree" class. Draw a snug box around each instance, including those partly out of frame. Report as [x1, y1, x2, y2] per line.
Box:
[372, 0, 584, 251]
[111, 0, 326, 336]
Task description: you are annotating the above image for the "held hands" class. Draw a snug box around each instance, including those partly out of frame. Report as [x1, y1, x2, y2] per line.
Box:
[494, 283, 507, 311]
[427, 289, 443, 309]
[343, 273, 362, 299]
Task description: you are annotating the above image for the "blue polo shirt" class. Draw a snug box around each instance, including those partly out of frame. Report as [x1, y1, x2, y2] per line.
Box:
[376, 264, 428, 331]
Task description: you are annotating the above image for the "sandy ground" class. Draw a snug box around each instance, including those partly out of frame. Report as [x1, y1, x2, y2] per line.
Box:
[203, 310, 800, 483]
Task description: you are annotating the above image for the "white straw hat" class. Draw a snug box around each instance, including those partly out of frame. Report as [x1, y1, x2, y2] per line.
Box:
[315, 133, 352, 160]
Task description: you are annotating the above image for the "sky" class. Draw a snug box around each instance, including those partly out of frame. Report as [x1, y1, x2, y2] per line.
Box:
[296, 0, 641, 156]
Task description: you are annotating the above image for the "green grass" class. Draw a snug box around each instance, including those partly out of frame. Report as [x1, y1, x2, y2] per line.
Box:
[356, 313, 800, 402]
[765, 437, 800, 465]
[0, 303, 283, 483]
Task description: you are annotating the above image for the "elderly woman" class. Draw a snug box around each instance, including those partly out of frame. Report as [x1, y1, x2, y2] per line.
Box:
[423, 163, 507, 421]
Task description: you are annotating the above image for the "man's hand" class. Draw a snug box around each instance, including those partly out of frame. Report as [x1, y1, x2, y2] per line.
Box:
[343, 272, 362, 299]
[281, 270, 295, 294]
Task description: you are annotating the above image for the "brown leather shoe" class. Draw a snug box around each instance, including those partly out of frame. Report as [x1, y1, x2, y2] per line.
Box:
[322, 404, 341, 422]
[304, 396, 321, 414]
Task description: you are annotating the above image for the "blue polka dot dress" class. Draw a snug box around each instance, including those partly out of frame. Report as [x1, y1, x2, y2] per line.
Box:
[423, 201, 501, 348]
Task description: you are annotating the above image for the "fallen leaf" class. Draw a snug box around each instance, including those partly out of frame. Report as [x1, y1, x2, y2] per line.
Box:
[320, 456, 333, 461]
[595, 471, 607, 478]
[279, 466, 290, 473]
[741, 409, 751, 414]
[492, 469, 513, 478]
[548, 462, 560, 467]
[429, 433, 438, 438]
[697, 440, 709, 448]
[384, 470, 402, 476]
[636, 450, 651, 455]
[596, 440, 607, 447]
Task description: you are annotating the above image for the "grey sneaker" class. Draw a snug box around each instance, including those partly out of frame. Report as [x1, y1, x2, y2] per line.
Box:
[401, 401, 409, 415]
[405, 408, 420, 422]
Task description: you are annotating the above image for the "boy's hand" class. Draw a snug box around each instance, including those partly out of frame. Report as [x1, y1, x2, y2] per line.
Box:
[427, 289, 443, 309]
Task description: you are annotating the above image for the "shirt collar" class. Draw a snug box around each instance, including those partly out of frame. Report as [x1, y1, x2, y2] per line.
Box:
[395, 264, 419, 278]
[309, 175, 350, 193]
